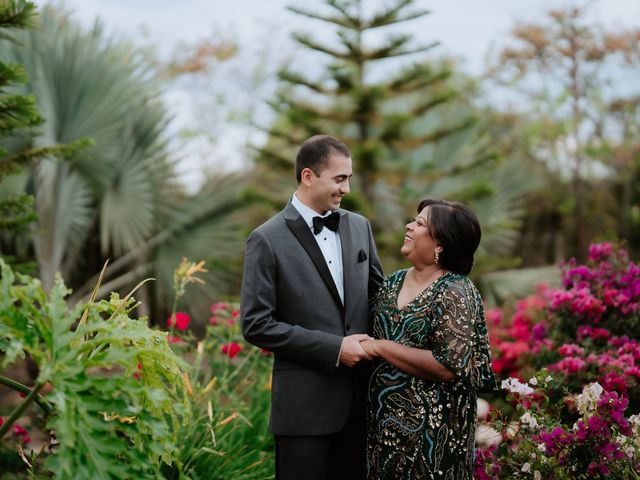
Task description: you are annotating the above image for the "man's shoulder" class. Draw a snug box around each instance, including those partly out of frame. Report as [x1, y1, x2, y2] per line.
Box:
[340, 208, 370, 226]
[250, 211, 287, 237]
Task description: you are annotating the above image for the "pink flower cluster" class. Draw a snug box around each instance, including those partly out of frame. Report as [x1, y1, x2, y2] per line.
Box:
[477, 243, 640, 478]
[209, 302, 240, 327]
[548, 334, 640, 397]
[487, 293, 547, 376]
[553, 242, 640, 326]
[473, 444, 501, 480]
[489, 242, 640, 382]
[535, 389, 631, 476]
[548, 287, 606, 323]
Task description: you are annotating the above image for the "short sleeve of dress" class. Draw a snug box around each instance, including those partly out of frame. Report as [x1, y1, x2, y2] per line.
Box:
[430, 275, 497, 393]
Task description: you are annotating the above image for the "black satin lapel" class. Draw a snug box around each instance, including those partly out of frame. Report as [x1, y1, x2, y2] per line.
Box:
[285, 215, 344, 309]
[339, 213, 354, 309]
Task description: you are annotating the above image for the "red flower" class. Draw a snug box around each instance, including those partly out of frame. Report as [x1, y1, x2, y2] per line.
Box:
[133, 361, 142, 379]
[167, 312, 191, 331]
[168, 335, 183, 344]
[221, 342, 242, 358]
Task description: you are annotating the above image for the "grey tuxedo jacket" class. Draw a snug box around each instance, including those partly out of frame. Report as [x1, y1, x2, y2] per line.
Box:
[240, 202, 383, 436]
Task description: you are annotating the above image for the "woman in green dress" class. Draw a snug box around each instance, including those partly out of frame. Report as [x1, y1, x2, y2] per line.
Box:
[361, 199, 496, 479]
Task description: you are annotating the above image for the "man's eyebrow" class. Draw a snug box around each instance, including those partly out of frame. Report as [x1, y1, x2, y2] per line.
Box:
[333, 173, 353, 179]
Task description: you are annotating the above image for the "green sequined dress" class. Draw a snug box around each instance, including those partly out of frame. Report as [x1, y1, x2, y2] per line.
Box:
[366, 270, 496, 480]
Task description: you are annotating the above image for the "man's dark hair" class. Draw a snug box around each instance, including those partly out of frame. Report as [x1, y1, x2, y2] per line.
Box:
[295, 135, 350, 183]
[417, 198, 482, 275]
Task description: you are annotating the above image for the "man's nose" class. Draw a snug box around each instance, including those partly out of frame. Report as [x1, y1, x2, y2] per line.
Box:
[341, 180, 350, 194]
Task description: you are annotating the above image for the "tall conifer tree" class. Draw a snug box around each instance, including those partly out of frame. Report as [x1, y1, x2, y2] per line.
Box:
[256, 0, 474, 223]
[0, 1, 41, 232]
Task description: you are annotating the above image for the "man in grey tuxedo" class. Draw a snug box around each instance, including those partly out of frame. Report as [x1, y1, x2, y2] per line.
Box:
[241, 135, 383, 479]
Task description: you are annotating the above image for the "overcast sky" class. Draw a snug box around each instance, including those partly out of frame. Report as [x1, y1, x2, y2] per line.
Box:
[41, 0, 638, 69]
[34, 0, 640, 186]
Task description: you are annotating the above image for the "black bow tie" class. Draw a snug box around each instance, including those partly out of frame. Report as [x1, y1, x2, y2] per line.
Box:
[312, 212, 340, 235]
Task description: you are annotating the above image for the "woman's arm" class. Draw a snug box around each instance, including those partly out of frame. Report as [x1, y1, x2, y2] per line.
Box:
[361, 339, 455, 381]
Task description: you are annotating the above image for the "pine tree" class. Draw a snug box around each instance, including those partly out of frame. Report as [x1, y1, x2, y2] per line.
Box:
[0, 0, 80, 237]
[0, 0, 41, 232]
[255, 0, 475, 224]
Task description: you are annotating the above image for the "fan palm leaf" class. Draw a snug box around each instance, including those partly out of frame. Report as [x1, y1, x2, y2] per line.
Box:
[2, 7, 252, 323]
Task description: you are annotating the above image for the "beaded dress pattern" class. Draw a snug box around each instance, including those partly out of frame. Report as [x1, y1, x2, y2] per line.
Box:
[366, 270, 496, 479]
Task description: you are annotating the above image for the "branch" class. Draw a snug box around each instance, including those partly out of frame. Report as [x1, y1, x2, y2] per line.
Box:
[0, 381, 46, 439]
[287, 5, 359, 30]
[0, 375, 52, 415]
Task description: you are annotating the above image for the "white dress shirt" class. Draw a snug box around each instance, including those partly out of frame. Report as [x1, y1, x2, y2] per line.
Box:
[291, 193, 344, 304]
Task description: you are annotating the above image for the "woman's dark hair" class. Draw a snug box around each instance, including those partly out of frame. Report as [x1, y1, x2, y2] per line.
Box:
[295, 135, 350, 183]
[417, 198, 481, 275]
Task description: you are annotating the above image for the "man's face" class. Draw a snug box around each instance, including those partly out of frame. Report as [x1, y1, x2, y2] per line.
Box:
[306, 153, 352, 213]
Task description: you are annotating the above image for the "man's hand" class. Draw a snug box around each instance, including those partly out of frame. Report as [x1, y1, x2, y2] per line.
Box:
[339, 334, 373, 367]
[360, 339, 380, 358]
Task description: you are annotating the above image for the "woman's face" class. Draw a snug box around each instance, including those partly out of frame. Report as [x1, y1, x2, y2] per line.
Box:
[401, 206, 441, 267]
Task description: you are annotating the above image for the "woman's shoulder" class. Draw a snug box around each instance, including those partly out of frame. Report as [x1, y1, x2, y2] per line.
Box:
[441, 272, 472, 285]
[437, 273, 480, 298]
[384, 268, 409, 284]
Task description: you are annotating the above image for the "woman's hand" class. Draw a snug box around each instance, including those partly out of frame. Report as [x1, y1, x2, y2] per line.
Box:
[360, 339, 380, 358]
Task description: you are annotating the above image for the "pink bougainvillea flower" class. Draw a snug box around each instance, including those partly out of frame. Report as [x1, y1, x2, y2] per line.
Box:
[485, 307, 502, 326]
[167, 312, 191, 331]
[588, 242, 613, 262]
[210, 302, 226, 313]
[221, 342, 242, 358]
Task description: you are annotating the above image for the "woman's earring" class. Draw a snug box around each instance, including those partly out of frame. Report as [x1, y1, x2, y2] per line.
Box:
[434, 249, 440, 264]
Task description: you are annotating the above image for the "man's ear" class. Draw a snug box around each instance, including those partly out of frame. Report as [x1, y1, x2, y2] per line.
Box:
[300, 167, 315, 187]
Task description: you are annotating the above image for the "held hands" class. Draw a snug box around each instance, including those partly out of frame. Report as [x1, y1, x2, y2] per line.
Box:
[360, 339, 381, 358]
[339, 334, 374, 367]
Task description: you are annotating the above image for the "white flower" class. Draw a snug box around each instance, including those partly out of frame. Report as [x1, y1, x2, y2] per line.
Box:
[529, 377, 538, 386]
[624, 446, 635, 459]
[575, 382, 604, 416]
[545, 375, 553, 383]
[502, 377, 535, 396]
[534, 471, 542, 480]
[537, 443, 546, 453]
[521, 462, 532, 473]
[477, 398, 490, 419]
[520, 412, 539, 430]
